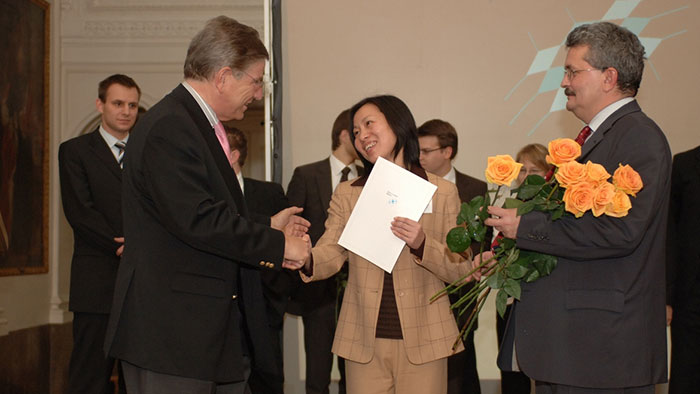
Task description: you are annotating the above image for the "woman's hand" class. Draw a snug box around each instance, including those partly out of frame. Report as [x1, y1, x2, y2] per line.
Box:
[391, 217, 425, 250]
[471, 250, 495, 281]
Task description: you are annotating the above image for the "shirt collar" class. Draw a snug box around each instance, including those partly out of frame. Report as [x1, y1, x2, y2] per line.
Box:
[329, 153, 357, 176]
[98, 125, 128, 147]
[587, 97, 635, 133]
[443, 166, 456, 183]
[182, 80, 219, 128]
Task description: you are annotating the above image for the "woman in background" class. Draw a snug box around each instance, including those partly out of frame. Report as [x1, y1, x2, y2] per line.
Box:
[296, 95, 475, 394]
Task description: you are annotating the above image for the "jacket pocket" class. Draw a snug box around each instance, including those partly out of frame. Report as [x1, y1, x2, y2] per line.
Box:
[171, 272, 228, 298]
[565, 289, 624, 313]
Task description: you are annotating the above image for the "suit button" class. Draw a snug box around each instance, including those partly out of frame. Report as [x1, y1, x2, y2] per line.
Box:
[398, 291, 405, 296]
[259, 261, 265, 266]
[267, 263, 274, 268]
[231, 295, 238, 300]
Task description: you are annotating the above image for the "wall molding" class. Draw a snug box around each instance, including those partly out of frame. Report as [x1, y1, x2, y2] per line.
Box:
[0, 308, 8, 336]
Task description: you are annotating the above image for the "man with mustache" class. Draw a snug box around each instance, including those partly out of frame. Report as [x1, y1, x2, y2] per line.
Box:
[486, 22, 671, 393]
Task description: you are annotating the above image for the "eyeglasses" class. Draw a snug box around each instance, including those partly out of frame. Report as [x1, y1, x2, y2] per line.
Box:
[240, 70, 264, 87]
[419, 147, 443, 155]
[564, 67, 601, 80]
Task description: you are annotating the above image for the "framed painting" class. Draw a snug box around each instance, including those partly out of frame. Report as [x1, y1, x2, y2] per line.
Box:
[0, 0, 50, 275]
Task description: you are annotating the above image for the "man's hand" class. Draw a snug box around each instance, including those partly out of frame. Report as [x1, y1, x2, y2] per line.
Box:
[283, 233, 310, 269]
[484, 206, 520, 239]
[272, 206, 310, 237]
[114, 237, 125, 257]
[391, 217, 425, 250]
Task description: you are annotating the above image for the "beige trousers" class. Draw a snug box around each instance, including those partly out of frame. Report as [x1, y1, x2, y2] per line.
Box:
[345, 338, 447, 394]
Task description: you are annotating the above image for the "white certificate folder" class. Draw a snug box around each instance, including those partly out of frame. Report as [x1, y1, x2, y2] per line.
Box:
[338, 157, 437, 273]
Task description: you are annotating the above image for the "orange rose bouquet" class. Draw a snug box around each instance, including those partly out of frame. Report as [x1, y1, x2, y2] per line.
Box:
[435, 138, 643, 345]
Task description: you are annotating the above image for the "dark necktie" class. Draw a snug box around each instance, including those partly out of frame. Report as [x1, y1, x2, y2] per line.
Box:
[340, 166, 351, 183]
[115, 141, 126, 168]
[544, 125, 591, 181]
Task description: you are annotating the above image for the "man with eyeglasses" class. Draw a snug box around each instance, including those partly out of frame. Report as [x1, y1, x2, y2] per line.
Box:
[486, 22, 670, 393]
[105, 16, 310, 394]
[418, 119, 486, 394]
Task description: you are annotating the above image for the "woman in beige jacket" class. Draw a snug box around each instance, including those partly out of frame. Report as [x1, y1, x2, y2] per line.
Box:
[295, 95, 476, 394]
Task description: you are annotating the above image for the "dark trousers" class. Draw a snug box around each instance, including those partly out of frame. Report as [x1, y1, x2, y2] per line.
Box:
[447, 330, 481, 394]
[302, 301, 336, 394]
[68, 312, 125, 394]
[534, 382, 654, 394]
[669, 313, 700, 394]
[497, 305, 531, 394]
[121, 359, 250, 394]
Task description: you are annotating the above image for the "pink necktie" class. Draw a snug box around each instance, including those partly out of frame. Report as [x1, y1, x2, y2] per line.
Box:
[213, 121, 232, 164]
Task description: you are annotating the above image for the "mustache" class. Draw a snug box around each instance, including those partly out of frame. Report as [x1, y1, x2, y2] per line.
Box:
[564, 88, 575, 96]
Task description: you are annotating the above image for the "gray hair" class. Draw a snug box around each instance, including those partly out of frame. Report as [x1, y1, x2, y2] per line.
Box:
[184, 16, 269, 81]
[566, 21, 645, 96]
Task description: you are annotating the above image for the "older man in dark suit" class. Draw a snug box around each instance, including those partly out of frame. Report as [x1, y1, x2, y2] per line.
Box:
[667, 144, 700, 394]
[104, 16, 310, 394]
[487, 22, 670, 393]
[59, 74, 140, 394]
[286, 108, 360, 394]
[418, 119, 485, 394]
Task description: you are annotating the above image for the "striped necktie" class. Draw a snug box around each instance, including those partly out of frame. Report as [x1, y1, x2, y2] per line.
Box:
[115, 141, 126, 168]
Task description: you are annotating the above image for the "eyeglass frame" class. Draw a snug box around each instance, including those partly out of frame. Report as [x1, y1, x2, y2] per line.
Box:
[239, 69, 264, 87]
[419, 146, 444, 155]
[563, 66, 604, 81]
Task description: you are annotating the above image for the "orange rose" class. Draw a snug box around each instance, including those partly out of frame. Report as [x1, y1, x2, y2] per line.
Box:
[612, 164, 643, 197]
[555, 161, 587, 188]
[605, 189, 632, 218]
[585, 161, 611, 185]
[591, 182, 616, 217]
[546, 138, 581, 167]
[562, 181, 595, 218]
[485, 155, 523, 186]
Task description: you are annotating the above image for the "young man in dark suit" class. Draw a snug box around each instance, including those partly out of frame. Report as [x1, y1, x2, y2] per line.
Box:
[667, 144, 700, 394]
[286, 109, 360, 394]
[104, 16, 310, 394]
[418, 119, 485, 394]
[487, 22, 670, 393]
[59, 73, 140, 394]
[225, 125, 293, 394]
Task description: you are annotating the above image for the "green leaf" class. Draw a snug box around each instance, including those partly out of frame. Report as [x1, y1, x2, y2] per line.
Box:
[496, 289, 508, 318]
[524, 269, 540, 282]
[446, 227, 471, 253]
[486, 273, 504, 289]
[524, 174, 546, 185]
[471, 225, 487, 243]
[469, 195, 485, 210]
[505, 262, 528, 280]
[503, 278, 522, 300]
[551, 205, 565, 221]
[497, 237, 516, 250]
[457, 202, 469, 225]
[504, 198, 523, 209]
[517, 184, 543, 200]
[517, 200, 536, 216]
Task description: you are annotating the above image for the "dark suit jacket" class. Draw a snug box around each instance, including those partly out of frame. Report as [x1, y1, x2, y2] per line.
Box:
[243, 177, 295, 328]
[499, 100, 670, 388]
[285, 158, 339, 314]
[666, 145, 700, 317]
[105, 84, 285, 383]
[59, 129, 123, 314]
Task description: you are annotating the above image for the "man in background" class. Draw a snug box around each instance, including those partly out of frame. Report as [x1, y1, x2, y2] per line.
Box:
[418, 119, 484, 394]
[286, 108, 361, 394]
[225, 125, 295, 394]
[105, 16, 310, 394]
[667, 144, 700, 394]
[59, 73, 140, 394]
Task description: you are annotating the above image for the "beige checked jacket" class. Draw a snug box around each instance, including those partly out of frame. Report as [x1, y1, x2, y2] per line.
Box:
[301, 171, 472, 364]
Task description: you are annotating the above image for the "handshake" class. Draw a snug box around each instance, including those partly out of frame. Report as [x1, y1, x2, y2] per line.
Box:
[270, 206, 312, 271]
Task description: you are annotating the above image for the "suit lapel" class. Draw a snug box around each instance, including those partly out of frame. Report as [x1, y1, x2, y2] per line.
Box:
[88, 129, 122, 181]
[170, 84, 249, 218]
[316, 158, 333, 213]
[580, 100, 641, 162]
